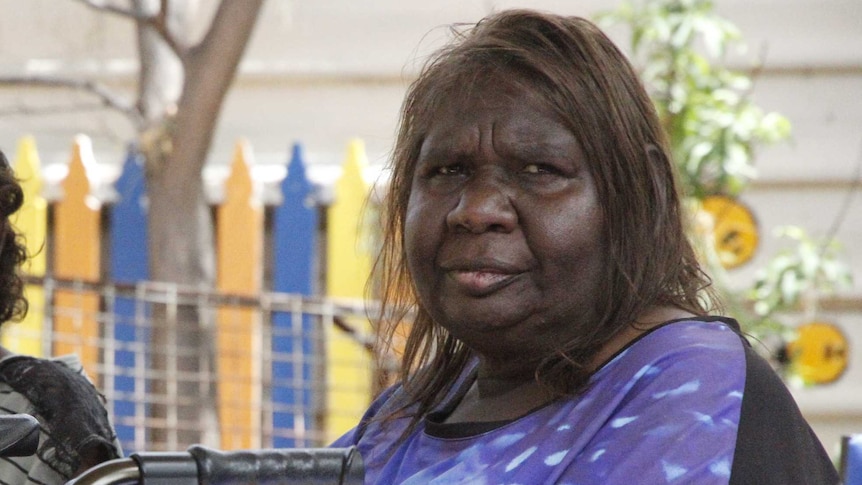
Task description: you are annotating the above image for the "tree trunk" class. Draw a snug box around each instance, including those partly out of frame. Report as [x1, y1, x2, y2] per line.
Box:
[133, 0, 265, 449]
[146, 0, 263, 287]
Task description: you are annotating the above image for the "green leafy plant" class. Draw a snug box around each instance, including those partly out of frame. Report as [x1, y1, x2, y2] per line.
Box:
[597, 0, 852, 345]
[598, 0, 791, 199]
[750, 226, 853, 320]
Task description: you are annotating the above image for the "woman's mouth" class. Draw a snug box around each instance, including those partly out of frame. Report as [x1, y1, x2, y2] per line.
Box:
[448, 269, 520, 296]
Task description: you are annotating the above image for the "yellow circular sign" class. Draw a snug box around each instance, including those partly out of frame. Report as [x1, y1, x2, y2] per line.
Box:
[701, 195, 759, 269]
[785, 321, 849, 385]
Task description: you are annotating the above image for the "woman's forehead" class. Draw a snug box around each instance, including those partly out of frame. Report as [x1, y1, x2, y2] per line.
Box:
[426, 77, 589, 146]
[422, 68, 568, 128]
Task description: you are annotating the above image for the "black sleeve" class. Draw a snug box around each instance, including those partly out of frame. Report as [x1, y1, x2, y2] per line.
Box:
[729, 342, 840, 485]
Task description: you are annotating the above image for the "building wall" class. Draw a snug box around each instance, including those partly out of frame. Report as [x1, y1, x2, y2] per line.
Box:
[0, 0, 860, 455]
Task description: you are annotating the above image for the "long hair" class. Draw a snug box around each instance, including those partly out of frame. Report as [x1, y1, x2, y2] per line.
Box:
[372, 9, 717, 428]
[0, 150, 28, 326]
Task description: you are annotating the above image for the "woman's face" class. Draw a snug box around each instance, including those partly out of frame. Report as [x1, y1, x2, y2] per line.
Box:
[404, 78, 607, 368]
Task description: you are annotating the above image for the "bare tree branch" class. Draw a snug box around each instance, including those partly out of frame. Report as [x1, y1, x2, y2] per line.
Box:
[71, 0, 148, 20]
[150, 0, 190, 61]
[72, 0, 189, 59]
[0, 75, 143, 128]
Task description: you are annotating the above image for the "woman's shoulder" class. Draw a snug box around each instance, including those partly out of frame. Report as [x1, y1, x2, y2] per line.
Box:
[330, 383, 407, 446]
[583, 316, 750, 429]
[646, 315, 744, 339]
[596, 316, 746, 373]
[331, 362, 478, 447]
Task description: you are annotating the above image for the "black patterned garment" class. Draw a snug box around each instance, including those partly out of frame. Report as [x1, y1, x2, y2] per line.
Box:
[0, 354, 123, 484]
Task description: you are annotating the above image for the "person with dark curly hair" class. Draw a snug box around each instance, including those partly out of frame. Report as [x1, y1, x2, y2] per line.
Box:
[0, 149, 123, 484]
[331, 9, 839, 484]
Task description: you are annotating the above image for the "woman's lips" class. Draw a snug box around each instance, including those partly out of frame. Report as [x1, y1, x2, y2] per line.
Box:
[447, 269, 521, 296]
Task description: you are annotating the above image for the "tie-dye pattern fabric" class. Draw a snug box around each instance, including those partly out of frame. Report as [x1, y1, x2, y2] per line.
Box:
[333, 319, 751, 484]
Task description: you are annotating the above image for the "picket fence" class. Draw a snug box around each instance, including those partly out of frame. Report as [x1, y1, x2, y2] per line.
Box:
[0, 135, 389, 454]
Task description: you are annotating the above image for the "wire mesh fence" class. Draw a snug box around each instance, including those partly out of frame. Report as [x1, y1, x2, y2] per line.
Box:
[3, 276, 394, 454]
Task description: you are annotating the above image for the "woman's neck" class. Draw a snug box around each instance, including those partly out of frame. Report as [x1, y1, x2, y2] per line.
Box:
[444, 306, 696, 424]
[444, 375, 554, 424]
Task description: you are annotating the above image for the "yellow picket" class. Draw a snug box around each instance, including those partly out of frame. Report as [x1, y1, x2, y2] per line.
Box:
[215, 139, 263, 450]
[2, 136, 48, 356]
[53, 135, 101, 376]
[325, 138, 374, 440]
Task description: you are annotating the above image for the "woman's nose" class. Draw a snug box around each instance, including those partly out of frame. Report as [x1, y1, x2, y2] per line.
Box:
[445, 174, 517, 233]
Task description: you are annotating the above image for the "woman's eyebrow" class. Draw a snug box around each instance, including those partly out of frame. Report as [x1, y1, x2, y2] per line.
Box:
[418, 142, 475, 163]
[501, 139, 579, 159]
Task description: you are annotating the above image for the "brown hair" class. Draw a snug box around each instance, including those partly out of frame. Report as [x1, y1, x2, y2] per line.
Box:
[372, 9, 716, 427]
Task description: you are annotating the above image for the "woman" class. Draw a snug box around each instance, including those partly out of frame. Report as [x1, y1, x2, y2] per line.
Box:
[332, 10, 838, 484]
[0, 150, 123, 484]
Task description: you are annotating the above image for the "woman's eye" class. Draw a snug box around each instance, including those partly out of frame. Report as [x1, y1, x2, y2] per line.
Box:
[523, 163, 556, 174]
[436, 164, 464, 176]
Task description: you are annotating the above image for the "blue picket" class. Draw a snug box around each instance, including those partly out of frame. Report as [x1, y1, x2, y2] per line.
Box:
[844, 435, 862, 484]
[109, 147, 149, 453]
[272, 143, 319, 447]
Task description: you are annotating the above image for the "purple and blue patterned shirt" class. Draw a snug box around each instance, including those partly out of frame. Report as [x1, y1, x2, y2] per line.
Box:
[332, 318, 838, 484]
